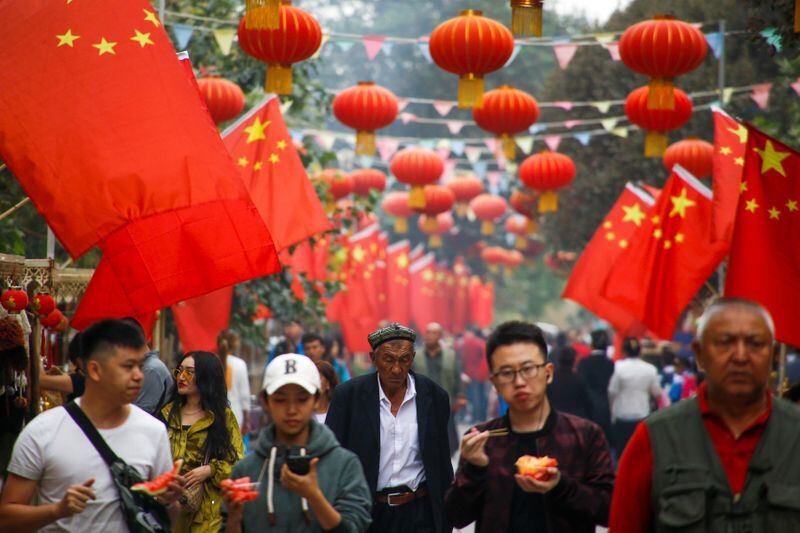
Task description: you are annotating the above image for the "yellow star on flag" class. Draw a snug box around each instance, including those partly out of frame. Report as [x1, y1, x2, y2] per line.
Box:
[664, 240, 672, 250]
[422, 269, 434, 282]
[787, 199, 799, 212]
[276, 140, 288, 150]
[734, 157, 744, 166]
[92, 37, 117, 56]
[669, 188, 697, 218]
[619, 239, 628, 249]
[740, 181, 748, 193]
[675, 233, 685, 243]
[745, 199, 759, 213]
[130, 29, 154, 48]
[605, 232, 615, 241]
[244, 117, 270, 144]
[143, 9, 161, 27]
[754, 140, 790, 177]
[253, 161, 264, 171]
[728, 123, 748, 144]
[603, 221, 612, 229]
[269, 153, 280, 164]
[653, 228, 663, 239]
[56, 29, 80, 47]
[352, 246, 366, 262]
[237, 156, 249, 167]
[651, 215, 661, 224]
[769, 207, 781, 220]
[397, 254, 408, 268]
[621, 203, 646, 226]
[719, 146, 732, 156]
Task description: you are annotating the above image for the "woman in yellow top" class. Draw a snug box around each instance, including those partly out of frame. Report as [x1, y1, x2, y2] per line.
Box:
[161, 351, 244, 532]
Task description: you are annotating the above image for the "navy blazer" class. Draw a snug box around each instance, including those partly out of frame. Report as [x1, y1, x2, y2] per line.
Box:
[326, 370, 454, 532]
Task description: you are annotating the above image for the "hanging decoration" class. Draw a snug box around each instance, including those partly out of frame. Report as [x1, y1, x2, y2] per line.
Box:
[510, 0, 544, 37]
[315, 169, 353, 210]
[351, 168, 388, 196]
[505, 215, 532, 249]
[1, 288, 28, 314]
[31, 293, 56, 317]
[245, 0, 281, 30]
[618, 15, 707, 110]
[663, 137, 714, 179]
[502, 249, 525, 276]
[624, 85, 693, 157]
[418, 212, 454, 248]
[381, 191, 414, 233]
[40, 308, 66, 370]
[197, 76, 246, 125]
[237, 1, 322, 95]
[519, 150, 576, 213]
[509, 189, 539, 232]
[481, 245, 507, 274]
[333, 82, 399, 155]
[413, 185, 456, 229]
[390, 147, 445, 208]
[470, 193, 508, 235]
[445, 174, 484, 216]
[429, 10, 515, 108]
[472, 85, 540, 160]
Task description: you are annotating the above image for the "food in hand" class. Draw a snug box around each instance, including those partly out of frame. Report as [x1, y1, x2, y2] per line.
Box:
[131, 459, 183, 496]
[221, 477, 260, 503]
[515, 455, 558, 481]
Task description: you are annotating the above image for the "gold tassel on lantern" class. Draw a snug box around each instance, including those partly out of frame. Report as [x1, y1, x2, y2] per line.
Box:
[515, 236, 527, 249]
[458, 73, 484, 108]
[355, 131, 376, 156]
[481, 220, 495, 235]
[266, 64, 293, 95]
[500, 134, 516, 160]
[526, 219, 539, 234]
[489, 264, 499, 274]
[429, 235, 443, 248]
[245, 0, 281, 30]
[538, 191, 558, 213]
[394, 217, 408, 234]
[644, 131, 668, 158]
[409, 186, 426, 209]
[504, 266, 512, 278]
[424, 217, 439, 232]
[647, 78, 675, 110]
[511, 0, 543, 37]
[455, 203, 469, 217]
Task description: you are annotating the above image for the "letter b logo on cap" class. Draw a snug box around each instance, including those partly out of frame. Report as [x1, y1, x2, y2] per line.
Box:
[285, 359, 297, 374]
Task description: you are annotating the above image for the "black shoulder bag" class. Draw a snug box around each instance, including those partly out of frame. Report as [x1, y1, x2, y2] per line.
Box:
[64, 401, 172, 533]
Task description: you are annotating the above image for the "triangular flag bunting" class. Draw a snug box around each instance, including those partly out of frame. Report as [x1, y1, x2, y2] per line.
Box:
[172, 24, 194, 50]
[335, 39, 356, 52]
[593, 101, 613, 113]
[575, 132, 592, 146]
[433, 100, 455, 116]
[544, 135, 562, 151]
[212, 28, 235, 56]
[362, 35, 385, 60]
[465, 146, 482, 164]
[504, 44, 522, 67]
[750, 83, 772, 109]
[553, 101, 573, 111]
[601, 118, 619, 131]
[446, 120, 466, 134]
[704, 31, 724, 59]
[553, 43, 579, 69]
[594, 32, 617, 43]
[516, 136, 534, 154]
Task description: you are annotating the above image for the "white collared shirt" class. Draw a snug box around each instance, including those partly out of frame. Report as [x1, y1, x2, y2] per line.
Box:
[608, 357, 662, 421]
[377, 373, 426, 491]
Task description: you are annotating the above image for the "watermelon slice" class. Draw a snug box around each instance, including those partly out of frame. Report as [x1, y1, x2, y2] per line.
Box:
[131, 459, 183, 496]
[515, 455, 558, 481]
[221, 476, 260, 503]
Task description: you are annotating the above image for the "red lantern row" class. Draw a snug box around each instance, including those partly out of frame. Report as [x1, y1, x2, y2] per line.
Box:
[519, 151, 576, 213]
[470, 194, 508, 235]
[333, 82, 399, 156]
[446, 174, 484, 216]
[624, 86, 693, 157]
[663, 137, 713, 179]
[390, 147, 444, 209]
[473, 85, 540, 160]
[197, 76, 245, 125]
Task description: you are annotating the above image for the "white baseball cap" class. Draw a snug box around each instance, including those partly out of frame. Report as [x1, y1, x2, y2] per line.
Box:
[263, 353, 321, 395]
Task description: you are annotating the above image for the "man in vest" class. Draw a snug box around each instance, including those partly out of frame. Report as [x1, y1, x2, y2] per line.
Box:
[610, 297, 800, 531]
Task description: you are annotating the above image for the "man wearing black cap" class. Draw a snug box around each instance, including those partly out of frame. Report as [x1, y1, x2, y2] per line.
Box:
[326, 323, 454, 532]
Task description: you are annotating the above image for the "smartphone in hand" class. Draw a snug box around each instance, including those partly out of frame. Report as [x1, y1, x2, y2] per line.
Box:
[285, 454, 311, 475]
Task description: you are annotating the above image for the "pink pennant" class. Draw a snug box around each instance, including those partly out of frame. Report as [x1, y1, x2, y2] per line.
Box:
[564, 120, 582, 129]
[484, 138, 498, 153]
[603, 42, 621, 61]
[397, 99, 409, 112]
[464, 146, 482, 163]
[377, 138, 401, 162]
[553, 101, 574, 111]
[495, 155, 507, 170]
[447, 120, 466, 134]
[544, 135, 562, 152]
[750, 83, 772, 109]
[436, 147, 451, 160]
[400, 112, 417, 124]
[553, 43, 579, 70]
[433, 100, 455, 116]
[362, 35, 386, 60]
[487, 171, 502, 187]
[443, 159, 457, 179]
[791, 78, 800, 96]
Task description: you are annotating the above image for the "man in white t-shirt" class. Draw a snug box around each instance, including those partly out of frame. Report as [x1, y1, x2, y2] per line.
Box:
[0, 319, 184, 531]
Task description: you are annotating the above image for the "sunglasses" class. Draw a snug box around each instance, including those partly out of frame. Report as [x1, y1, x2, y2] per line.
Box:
[173, 367, 195, 381]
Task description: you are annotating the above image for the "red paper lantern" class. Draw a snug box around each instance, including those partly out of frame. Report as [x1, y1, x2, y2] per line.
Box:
[502, 249, 524, 275]
[445, 174, 484, 216]
[505, 215, 534, 249]
[197, 76, 245, 125]
[40, 309, 64, 329]
[470, 193, 507, 235]
[663, 137, 714, 179]
[429, 10, 515, 108]
[333, 82, 399, 155]
[625, 86, 693, 157]
[31, 293, 56, 317]
[481, 246, 507, 273]
[381, 191, 414, 233]
[1, 288, 28, 314]
[519, 151, 576, 212]
[316, 169, 353, 201]
[390, 147, 444, 209]
[414, 185, 455, 217]
[510, 0, 544, 37]
[237, 2, 322, 95]
[472, 85, 540, 160]
[351, 168, 388, 196]
[509, 189, 537, 217]
[418, 212, 454, 248]
[619, 16, 707, 110]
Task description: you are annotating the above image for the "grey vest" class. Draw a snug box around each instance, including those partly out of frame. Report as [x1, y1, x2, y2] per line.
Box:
[647, 396, 800, 533]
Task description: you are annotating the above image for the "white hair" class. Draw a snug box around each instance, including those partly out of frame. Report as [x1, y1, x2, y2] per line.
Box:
[696, 298, 775, 342]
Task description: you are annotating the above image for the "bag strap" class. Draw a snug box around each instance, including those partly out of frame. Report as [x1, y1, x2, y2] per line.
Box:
[65, 400, 121, 467]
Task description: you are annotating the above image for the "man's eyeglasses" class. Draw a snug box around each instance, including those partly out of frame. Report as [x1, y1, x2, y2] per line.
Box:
[173, 367, 195, 381]
[492, 363, 547, 384]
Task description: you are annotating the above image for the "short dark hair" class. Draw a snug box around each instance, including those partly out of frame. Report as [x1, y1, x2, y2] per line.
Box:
[79, 319, 146, 362]
[119, 317, 146, 337]
[622, 337, 641, 358]
[556, 346, 576, 368]
[591, 329, 610, 351]
[302, 333, 324, 346]
[485, 321, 548, 370]
[67, 332, 82, 364]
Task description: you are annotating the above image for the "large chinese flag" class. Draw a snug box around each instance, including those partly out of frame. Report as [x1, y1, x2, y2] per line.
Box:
[375, 233, 389, 321]
[562, 183, 655, 335]
[409, 253, 437, 331]
[711, 110, 749, 244]
[386, 240, 411, 325]
[602, 166, 728, 339]
[434, 264, 452, 333]
[725, 125, 800, 346]
[0, 0, 282, 328]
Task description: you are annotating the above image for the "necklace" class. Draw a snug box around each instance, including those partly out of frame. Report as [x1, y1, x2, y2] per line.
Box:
[182, 407, 204, 416]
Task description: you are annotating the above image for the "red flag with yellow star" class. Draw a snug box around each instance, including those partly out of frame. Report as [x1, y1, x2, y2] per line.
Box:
[451, 257, 470, 334]
[375, 232, 389, 320]
[469, 276, 494, 329]
[725, 125, 800, 346]
[386, 240, 411, 325]
[711, 109, 749, 244]
[410, 253, 438, 330]
[0, 0, 281, 328]
[562, 183, 655, 335]
[602, 166, 728, 339]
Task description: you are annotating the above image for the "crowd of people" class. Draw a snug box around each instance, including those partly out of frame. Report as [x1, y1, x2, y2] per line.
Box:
[0, 296, 797, 532]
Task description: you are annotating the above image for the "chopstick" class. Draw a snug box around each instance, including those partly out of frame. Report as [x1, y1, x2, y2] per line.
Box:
[486, 428, 509, 437]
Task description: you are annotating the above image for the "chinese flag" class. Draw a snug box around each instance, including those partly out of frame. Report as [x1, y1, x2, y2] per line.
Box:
[386, 240, 411, 325]
[375, 233, 389, 321]
[469, 276, 494, 329]
[562, 183, 655, 335]
[711, 110, 749, 244]
[0, 0, 281, 328]
[410, 253, 437, 331]
[602, 166, 728, 339]
[451, 258, 470, 334]
[725, 125, 800, 346]
[434, 264, 452, 333]
[171, 287, 232, 352]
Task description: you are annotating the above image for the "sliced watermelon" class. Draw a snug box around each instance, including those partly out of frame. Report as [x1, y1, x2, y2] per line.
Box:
[132, 459, 184, 496]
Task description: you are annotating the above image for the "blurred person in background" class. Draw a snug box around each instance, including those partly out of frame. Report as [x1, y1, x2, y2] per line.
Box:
[269, 320, 304, 362]
[38, 332, 85, 403]
[457, 327, 489, 424]
[577, 329, 614, 443]
[548, 346, 593, 420]
[217, 330, 251, 433]
[314, 360, 339, 424]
